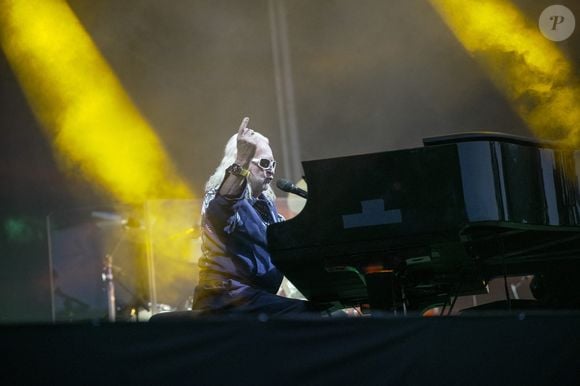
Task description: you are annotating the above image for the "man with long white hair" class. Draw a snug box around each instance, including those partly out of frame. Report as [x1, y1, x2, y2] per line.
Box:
[191, 117, 315, 316]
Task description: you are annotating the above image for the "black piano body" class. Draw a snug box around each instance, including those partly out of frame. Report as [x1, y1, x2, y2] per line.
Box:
[267, 132, 580, 312]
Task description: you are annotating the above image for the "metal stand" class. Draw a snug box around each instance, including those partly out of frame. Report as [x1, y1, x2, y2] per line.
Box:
[102, 253, 116, 322]
[101, 229, 126, 323]
[46, 213, 56, 323]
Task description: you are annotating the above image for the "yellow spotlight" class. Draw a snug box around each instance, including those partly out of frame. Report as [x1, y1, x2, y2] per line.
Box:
[430, 0, 580, 146]
[0, 0, 192, 203]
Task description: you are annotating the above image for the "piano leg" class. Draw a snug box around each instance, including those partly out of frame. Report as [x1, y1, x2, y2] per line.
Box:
[365, 270, 404, 315]
[530, 262, 580, 310]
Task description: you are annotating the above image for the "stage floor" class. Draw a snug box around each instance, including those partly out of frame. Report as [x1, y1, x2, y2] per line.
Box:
[3, 311, 580, 385]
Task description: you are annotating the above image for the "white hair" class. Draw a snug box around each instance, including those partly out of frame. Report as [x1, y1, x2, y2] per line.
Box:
[204, 133, 276, 210]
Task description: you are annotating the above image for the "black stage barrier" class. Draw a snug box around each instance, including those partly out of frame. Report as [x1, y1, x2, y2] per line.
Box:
[3, 312, 580, 386]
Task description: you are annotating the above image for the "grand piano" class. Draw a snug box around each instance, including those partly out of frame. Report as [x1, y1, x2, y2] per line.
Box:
[267, 132, 580, 313]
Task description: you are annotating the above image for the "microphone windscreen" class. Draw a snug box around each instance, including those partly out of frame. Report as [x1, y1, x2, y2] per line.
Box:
[276, 178, 294, 192]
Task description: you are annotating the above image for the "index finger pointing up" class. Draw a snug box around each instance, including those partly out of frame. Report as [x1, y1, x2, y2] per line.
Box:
[238, 117, 250, 135]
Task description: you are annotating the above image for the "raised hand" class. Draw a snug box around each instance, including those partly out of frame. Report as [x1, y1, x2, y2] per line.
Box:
[236, 116, 263, 166]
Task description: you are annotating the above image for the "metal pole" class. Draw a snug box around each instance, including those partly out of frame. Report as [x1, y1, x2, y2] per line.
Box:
[269, 0, 302, 182]
[102, 228, 127, 322]
[103, 254, 116, 322]
[46, 213, 56, 323]
[145, 201, 158, 317]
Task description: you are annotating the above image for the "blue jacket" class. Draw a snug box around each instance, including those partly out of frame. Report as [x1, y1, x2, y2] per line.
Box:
[197, 187, 284, 296]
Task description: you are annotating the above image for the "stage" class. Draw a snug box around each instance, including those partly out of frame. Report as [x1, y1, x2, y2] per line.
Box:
[3, 312, 580, 385]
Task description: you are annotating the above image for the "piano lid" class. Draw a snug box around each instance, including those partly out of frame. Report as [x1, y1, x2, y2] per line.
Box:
[270, 135, 580, 253]
[422, 131, 570, 149]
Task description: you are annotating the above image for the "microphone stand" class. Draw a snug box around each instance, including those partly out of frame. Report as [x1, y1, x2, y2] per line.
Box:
[102, 253, 116, 322]
[101, 228, 127, 323]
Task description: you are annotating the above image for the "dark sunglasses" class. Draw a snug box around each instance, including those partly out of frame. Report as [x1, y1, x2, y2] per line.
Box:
[252, 158, 277, 170]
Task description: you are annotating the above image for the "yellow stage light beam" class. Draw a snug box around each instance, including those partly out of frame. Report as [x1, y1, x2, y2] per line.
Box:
[0, 0, 192, 204]
[1, 0, 198, 311]
[430, 0, 580, 146]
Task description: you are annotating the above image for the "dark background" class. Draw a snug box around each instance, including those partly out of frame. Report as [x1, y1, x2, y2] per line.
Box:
[1, 0, 579, 322]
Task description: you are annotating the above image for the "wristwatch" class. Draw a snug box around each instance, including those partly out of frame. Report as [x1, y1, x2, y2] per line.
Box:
[226, 163, 250, 178]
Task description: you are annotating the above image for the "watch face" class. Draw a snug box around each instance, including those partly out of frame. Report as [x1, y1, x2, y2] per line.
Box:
[228, 163, 248, 177]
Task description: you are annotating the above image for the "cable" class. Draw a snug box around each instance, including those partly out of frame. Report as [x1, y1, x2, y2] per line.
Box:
[446, 265, 467, 316]
[499, 236, 512, 312]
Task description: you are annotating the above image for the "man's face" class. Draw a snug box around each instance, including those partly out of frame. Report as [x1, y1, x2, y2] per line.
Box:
[248, 140, 275, 197]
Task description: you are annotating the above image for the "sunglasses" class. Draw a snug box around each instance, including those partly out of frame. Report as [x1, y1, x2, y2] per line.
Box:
[252, 158, 277, 170]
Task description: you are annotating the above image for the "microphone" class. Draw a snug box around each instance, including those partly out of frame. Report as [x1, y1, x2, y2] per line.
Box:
[276, 178, 308, 199]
